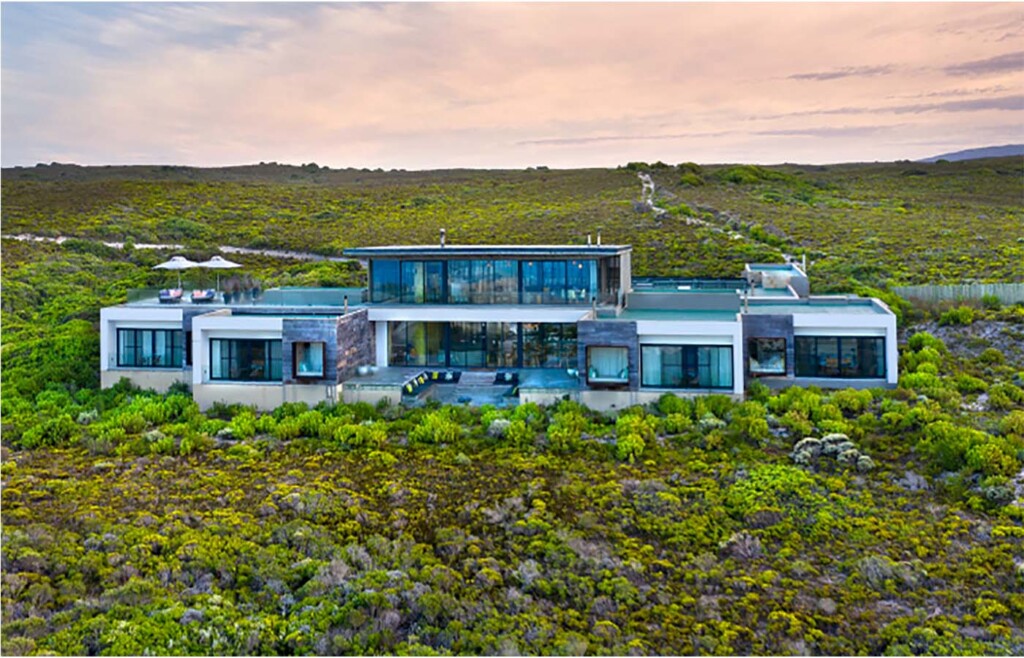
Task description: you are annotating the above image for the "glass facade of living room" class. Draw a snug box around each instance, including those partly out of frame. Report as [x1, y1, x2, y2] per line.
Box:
[389, 321, 578, 369]
[369, 257, 621, 305]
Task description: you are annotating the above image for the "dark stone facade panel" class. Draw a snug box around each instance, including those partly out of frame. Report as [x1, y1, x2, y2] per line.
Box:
[576, 320, 639, 390]
[283, 318, 339, 385]
[741, 314, 795, 379]
[335, 309, 374, 382]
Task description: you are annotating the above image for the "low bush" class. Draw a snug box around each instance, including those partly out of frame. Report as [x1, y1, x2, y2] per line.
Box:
[938, 306, 975, 326]
[409, 409, 461, 445]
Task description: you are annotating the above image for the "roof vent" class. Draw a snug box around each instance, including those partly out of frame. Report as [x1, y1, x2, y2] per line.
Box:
[597, 232, 602, 246]
[440, 228, 446, 248]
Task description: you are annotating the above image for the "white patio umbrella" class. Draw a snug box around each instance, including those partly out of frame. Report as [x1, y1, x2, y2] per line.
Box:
[152, 256, 199, 288]
[197, 255, 242, 290]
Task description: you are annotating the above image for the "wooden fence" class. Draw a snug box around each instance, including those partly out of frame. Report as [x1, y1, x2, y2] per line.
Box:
[892, 283, 1024, 304]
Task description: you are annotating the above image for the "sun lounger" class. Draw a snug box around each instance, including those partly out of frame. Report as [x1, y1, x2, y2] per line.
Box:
[190, 289, 217, 303]
[159, 288, 183, 304]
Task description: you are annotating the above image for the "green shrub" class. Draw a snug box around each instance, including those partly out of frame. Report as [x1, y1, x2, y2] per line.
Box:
[978, 348, 1005, 365]
[981, 294, 1002, 311]
[656, 393, 691, 416]
[725, 464, 822, 521]
[118, 411, 148, 435]
[272, 417, 303, 441]
[17, 413, 78, 448]
[747, 380, 771, 404]
[614, 412, 656, 462]
[954, 374, 988, 394]
[907, 332, 946, 353]
[899, 372, 944, 392]
[548, 408, 588, 454]
[229, 410, 258, 440]
[780, 410, 815, 437]
[410, 409, 461, 445]
[506, 419, 534, 448]
[830, 389, 874, 415]
[965, 440, 1019, 478]
[999, 410, 1024, 437]
[729, 401, 770, 443]
[989, 383, 1024, 410]
[769, 387, 821, 417]
[938, 305, 974, 326]
[662, 412, 692, 435]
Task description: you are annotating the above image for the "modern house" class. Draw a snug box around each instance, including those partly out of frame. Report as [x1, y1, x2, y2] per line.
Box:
[99, 241, 898, 411]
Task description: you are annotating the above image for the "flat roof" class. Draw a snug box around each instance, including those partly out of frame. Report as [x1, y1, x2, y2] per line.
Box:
[745, 299, 889, 315]
[344, 244, 630, 258]
[613, 309, 740, 322]
[747, 263, 806, 275]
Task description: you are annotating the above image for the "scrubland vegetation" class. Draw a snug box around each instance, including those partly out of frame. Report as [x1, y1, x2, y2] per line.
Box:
[2, 158, 1023, 655]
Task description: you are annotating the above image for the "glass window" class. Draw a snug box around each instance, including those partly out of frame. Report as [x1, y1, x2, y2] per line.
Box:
[795, 337, 885, 378]
[492, 260, 518, 304]
[295, 342, 325, 377]
[448, 260, 472, 304]
[542, 260, 567, 304]
[567, 260, 597, 305]
[400, 261, 425, 303]
[210, 339, 282, 381]
[371, 260, 400, 303]
[486, 322, 518, 368]
[749, 338, 787, 375]
[469, 260, 492, 304]
[587, 346, 629, 383]
[389, 322, 445, 367]
[599, 256, 622, 305]
[450, 322, 486, 367]
[522, 261, 543, 304]
[117, 329, 184, 368]
[641, 345, 733, 389]
[521, 323, 576, 368]
[425, 261, 445, 303]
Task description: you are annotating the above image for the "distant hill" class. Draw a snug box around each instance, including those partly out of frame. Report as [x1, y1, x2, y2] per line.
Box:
[918, 144, 1024, 163]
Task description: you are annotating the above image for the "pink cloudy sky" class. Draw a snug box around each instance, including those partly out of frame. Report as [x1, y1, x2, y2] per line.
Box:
[2, 2, 1021, 168]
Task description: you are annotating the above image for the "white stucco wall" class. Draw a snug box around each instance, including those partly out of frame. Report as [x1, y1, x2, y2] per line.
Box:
[100, 369, 188, 393]
[99, 306, 184, 372]
[791, 308, 898, 385]
[341, 385, 399, 407]
[635, 319, 745, 395]
[191, 313, 283, 387]
[193, 383, 337, 411]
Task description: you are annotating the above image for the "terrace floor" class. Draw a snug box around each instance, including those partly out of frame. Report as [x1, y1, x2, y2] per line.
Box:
[344, 367, 580, 406]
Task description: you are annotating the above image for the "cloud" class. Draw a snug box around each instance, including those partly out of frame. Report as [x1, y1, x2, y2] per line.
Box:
[788, 65, 895, 81]
[517, 131, 735, 146]
[2, 3, 1022, 168]
[943, 51, 1024, 76]
[755, 95, 1024, 120]
[755, 125, 899, 138]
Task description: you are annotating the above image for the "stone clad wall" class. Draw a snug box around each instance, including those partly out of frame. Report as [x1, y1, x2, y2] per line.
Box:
[336, 309, 374, 382]
[741, 314, 795, 379]
[576, 320, 639, 390]
[282, 317, 338, 385]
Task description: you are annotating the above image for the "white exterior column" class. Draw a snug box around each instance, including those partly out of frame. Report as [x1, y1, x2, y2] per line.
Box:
[375, 321, 389, 368]
[885, 314, 899, 385]
[732, 324, 745, 396]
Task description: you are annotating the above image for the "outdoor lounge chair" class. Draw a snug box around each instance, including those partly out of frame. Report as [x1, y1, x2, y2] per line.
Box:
[159, 288, 183, 304]
[190, 289, 217, 303]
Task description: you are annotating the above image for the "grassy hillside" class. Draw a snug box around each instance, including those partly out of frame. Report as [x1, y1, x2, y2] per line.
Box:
[4, 157, 1021, 288]
[2, 160, 1024, 656]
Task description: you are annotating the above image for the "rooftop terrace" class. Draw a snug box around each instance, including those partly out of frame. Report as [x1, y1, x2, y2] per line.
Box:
[124, 287, 366, 310]
[745, 298, 889, 315]
[343, 244, 630, 258]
